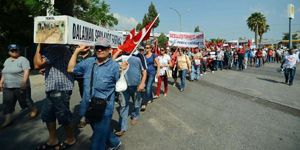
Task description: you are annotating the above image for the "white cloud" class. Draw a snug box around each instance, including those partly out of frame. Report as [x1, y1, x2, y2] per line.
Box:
[113, 13, 138, 31]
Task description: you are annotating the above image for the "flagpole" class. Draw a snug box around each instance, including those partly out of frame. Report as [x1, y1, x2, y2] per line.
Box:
[129, 14, 160, 56]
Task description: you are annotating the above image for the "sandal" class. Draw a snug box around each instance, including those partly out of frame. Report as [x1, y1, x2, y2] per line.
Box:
[29, 109, 39, 119]
[56, 141, 76, 150]
[36, 142, 58, 150]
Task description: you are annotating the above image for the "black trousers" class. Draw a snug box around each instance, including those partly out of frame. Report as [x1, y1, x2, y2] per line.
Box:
[2, 88, 33, 114]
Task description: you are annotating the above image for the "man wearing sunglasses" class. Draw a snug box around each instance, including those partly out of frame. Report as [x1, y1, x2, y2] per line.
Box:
[67, 37, 123, 150]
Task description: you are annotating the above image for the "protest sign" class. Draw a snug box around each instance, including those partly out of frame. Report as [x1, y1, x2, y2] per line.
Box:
[168, 31, 205, 48]
[34, 15, 123, 47]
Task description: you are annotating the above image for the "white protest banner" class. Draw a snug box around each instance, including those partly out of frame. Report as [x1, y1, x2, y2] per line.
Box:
[34, 15, 123, 47]
[168, 31, 205, 48]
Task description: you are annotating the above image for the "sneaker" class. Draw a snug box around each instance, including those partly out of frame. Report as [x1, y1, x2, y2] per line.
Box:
[141, 105, 146, 112]
[289, 82, 293, 86]
[212, 71, 214, 74]
[108, 142, 122, 150]
[147, 100, 153, 104]
[200, 74, 203, 76]
[115, 131, 126, 137]
[153, 95, 159, 99]
[180, 88, 184, 92]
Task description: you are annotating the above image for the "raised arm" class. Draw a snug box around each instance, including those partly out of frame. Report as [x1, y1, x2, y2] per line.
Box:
[33, 44, 47, 69]
[67, 45, 89, 73]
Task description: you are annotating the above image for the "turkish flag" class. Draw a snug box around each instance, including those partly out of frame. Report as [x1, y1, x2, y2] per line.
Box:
[118, 17, 157, 54]
[125, 29, 136, 41]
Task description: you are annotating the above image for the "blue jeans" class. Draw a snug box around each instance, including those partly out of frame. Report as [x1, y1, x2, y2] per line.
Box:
[256, 58, 263, 67]
[145, 74, 155, 102]
[179, 69, 187, 90]
[284, 68, 296, 84]
[90, 114, 120, 150]
[217, 60, 223, 70]
[191, 65, 200, 80]
[119, 86, 142, 131]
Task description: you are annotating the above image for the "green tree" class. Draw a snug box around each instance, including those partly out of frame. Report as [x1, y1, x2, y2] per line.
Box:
[282, 32, 299, 40]
[147, 2, 160, 29]
[142, 14, 149, 27]
[157, 33, 168, 48]
[74, 0, 118, 27]
[141, 2, 159, 37]
[194, 26, 200, 32]
[136, 23, 142, 32]
[247, 12, 269, 46]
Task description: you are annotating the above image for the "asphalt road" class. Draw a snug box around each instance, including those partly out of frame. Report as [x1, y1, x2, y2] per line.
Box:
[0, 63, 299, 150]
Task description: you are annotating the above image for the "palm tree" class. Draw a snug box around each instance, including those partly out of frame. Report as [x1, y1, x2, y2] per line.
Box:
[247, 12, 269, 47]
[258, 24, 269, 44]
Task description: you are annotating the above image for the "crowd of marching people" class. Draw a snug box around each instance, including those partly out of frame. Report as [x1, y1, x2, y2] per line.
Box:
[0, 37, 299, 150]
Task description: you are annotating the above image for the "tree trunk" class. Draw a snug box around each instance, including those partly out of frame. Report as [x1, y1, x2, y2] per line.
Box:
[259, 35, 262, 45]
[255, 25, 258, 48]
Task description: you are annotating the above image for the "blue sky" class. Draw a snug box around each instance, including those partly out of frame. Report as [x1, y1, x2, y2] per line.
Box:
[106, 0, 300, 40]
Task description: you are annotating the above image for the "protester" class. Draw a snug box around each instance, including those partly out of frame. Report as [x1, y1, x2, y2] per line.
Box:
[133, 47, 148, 71]
[0, 44, 38, 128]
[141, 44, 160, 111]
[115, 52, 147, 137]
[201, 49, 208, 74]
[237, 46, 245, 71]
[262, 48, 267, 65]
[155, 47, 171, 97]
[34, 44, 76, 150]
[281, 48, 299, 86]
[177, 48, 191, 92]
[216, 48, 224, 70]
[209, 48, 217, 72]
[224, 47, 232, 69]
[170, 48, 179, 87]
[267, 49, 273, 63]
[256, 49, 263, 67]
[67, 38, 123, 150]
[191, 48, 202, 80]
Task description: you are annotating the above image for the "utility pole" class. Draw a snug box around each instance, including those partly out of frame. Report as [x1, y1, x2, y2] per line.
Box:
[170, 7, 182, 32]
[288, 4, 295, 49]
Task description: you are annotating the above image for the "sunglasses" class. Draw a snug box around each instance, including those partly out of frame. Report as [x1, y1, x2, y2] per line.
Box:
[145, 47, 151, 49]
[95, 46, 109, 51]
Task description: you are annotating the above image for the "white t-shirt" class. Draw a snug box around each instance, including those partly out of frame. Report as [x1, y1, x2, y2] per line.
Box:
[217, 50, 224, 60]
[262, 50, 267, 57]
[283, 54, 299, 68]
[158, 54, 171, 76]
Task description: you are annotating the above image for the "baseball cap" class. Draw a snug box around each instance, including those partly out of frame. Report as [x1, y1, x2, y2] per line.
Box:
[139, 46, 145, 51]
[95, 37, 111, 48]
[8, 44, 20, 51]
